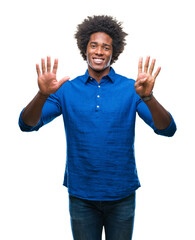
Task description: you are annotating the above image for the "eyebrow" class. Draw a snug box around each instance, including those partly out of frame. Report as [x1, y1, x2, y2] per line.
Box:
[90, 41, 111, 47]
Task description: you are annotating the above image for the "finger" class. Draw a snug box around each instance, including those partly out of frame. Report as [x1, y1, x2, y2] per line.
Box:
[36, 64, 41, 76]
[138, 57, 143, 74]
[47, 56, 51, 72]
[144, 56, 150, 73]
[52, 59, 58, 74]
[153, 66, 161, 79]
[41, 58, 46, 74]
[149, 59, 156, 75]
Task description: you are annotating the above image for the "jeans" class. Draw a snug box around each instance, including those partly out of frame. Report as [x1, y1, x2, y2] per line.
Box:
[69, 192, 136, 240]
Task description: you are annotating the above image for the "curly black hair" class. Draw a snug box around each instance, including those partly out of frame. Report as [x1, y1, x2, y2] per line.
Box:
[75, 15, 128, 65]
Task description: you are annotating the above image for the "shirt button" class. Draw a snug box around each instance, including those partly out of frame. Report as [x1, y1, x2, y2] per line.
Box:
[97, 95, 100, 98]
[98, 85, 100, 88]
[90, 77, 93, 80]
[97, 105, 100, 108]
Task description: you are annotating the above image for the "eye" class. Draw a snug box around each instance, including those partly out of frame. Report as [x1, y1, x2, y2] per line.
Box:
[103, 45, 111, 51]
[91, 44, 96, 48]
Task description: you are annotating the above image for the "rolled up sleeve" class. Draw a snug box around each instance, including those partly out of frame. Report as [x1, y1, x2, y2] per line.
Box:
[18, 93, 62, 132]
[136, 98, 177, 137]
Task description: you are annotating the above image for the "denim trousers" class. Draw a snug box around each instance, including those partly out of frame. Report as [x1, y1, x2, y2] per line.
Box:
[69, 192, 136, 240]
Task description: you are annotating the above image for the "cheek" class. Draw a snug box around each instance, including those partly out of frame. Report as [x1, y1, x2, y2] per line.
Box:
[86, 49, 92, 59]
[85, 45, 90, 58]
[107, 54, 112, 64]
[86, 52, 92, 65]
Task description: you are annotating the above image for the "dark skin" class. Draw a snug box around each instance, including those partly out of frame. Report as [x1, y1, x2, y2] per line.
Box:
[86, 32, 113, 83]
[135, 56, 171, 130]
[21, 57, 70, 127]
[21, 32, 171, 130]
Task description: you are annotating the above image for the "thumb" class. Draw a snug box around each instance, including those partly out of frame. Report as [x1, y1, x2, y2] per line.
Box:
[58, 76, 70, 87]
[135, 77, 147, 88]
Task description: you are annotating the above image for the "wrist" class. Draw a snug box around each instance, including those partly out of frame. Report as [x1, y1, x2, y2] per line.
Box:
[38, 91, 50, 100]
[141, 92, 153, 102]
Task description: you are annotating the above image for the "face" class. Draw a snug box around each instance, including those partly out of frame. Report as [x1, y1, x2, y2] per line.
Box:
[86, 32, 113, 73]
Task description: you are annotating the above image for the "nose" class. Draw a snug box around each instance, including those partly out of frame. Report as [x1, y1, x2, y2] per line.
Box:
[95, 46, 103, 55]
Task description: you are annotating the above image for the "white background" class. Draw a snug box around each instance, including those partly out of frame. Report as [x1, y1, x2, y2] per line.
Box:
[0, 0, 194, 239]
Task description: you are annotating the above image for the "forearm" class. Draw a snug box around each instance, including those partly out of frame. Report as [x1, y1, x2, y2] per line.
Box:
[21, 91, 49, 127]
[144, 95, 171, 130]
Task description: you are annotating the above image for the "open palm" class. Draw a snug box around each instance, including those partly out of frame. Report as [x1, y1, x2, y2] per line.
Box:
[135, 56, 161, 98]
[36, 56, 69, 96]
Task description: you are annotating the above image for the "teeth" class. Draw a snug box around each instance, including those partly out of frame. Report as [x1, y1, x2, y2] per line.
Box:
[93, 58, 104, 64]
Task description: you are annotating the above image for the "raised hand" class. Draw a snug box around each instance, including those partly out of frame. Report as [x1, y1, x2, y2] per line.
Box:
[134, 56, 161, 98]
[36, 56, 70, 96]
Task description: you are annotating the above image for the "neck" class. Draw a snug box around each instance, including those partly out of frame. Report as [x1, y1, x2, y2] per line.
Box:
[88, 66, 110, 83]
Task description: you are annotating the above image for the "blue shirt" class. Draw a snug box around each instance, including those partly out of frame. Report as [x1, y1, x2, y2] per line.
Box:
[19, 68, 176, 201]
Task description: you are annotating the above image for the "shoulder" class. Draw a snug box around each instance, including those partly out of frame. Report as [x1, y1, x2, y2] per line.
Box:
[56, 74, 85, 93]
[113, 70, 140, 100]
[113, 71, 136, 87]
[69, 74, 86, 85]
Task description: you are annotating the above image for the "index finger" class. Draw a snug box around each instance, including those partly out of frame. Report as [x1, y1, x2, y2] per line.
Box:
[138, 57, 143, 74]
[52, 59, 58, 74]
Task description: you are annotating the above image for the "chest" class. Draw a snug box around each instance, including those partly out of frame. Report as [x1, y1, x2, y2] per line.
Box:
[61, 83, 137, 132]
[66, 83, 136, 113]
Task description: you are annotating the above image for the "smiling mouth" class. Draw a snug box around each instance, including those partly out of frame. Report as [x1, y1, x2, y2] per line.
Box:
[93, 58, 104, 64]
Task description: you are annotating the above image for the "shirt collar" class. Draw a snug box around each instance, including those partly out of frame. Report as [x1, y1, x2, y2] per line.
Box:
[83, 67, 116, 84]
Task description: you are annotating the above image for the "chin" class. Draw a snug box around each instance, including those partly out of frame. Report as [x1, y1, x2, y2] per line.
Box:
[89, 63, 110, 73]
[92, 66, 106, 72]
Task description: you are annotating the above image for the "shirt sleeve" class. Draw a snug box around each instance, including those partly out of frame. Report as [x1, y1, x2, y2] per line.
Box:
[18, 93, 62, 132]
[136, 97, 177, 137]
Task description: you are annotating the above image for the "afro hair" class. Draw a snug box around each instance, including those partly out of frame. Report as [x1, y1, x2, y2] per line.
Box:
[75, 15, 128, 65]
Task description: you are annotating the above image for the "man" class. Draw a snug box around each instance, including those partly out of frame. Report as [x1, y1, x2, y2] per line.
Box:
[19, 15, 176, 240]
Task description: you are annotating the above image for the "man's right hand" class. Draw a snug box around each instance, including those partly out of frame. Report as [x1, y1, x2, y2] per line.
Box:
[20, 57, 69, 127]
[36, 56, 70, 97]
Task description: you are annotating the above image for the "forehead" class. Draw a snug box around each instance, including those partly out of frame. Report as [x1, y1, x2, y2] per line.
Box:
[89, 32, 112, 45]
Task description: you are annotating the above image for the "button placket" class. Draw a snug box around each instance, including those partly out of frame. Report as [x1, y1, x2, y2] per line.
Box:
[96, 84, 101, 111]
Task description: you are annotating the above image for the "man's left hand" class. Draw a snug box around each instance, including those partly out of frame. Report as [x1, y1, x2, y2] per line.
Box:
[135, 56, 161, 98]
